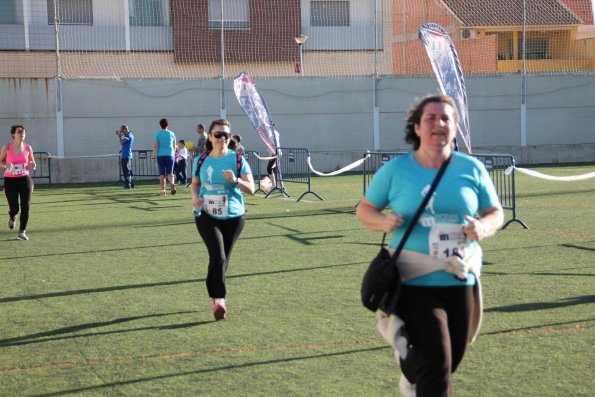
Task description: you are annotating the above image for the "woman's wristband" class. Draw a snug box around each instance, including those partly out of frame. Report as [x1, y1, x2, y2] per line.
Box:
[478, 220, 489, 238]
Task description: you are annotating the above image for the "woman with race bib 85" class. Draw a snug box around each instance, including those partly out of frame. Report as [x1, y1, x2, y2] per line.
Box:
[191, 119, 255, 321]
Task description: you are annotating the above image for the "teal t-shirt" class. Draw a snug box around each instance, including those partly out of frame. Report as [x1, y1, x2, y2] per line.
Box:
[192, 151, 252, 219]
[155, 129, 176, 157]
[365, 151, 500, 286]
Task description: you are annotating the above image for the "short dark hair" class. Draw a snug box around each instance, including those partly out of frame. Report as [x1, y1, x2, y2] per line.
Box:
[10, 125, 24, 135]
[179, 139, 185, 144]
[232, 134, 242, 143]
[159, 118, 169, 129]
[404, 94, 458, 150]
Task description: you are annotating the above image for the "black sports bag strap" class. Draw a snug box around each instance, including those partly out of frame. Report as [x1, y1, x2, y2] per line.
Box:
[194, 151, 211, 178]
[236, 151, 243, 177]
[385, 153, 453, 256]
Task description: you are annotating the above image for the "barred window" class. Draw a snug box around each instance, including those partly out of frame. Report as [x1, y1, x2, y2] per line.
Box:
[47, 0, 93, 25]
[0, 0, 18, 24]
[208, 0, 249, 29]
[129, 0, 170, 27]
[311, 1, 350, 27]
[509, 38, 550, 60]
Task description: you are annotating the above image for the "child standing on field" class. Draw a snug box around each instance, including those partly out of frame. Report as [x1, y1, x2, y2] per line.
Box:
[175, 139, 188, 185]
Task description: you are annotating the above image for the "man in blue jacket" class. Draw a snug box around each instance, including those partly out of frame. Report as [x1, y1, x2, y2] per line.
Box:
[118, 125, 134, 189]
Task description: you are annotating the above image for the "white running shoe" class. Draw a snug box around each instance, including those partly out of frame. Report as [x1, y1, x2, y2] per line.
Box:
[399, 372, 416, 397]
[17, 231, 28, 241]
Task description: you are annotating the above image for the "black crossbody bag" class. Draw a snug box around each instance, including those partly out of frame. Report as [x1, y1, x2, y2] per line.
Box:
[360, 154, 452, 313]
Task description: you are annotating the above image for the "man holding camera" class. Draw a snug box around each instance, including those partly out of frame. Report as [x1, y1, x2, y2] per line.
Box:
[117, 125, 134, 189]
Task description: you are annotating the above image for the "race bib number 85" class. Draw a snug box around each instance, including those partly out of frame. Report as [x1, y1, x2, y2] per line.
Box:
[203, 194, 229, 218]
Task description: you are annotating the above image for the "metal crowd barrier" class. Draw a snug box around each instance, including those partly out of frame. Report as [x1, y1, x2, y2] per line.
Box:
[362, 150, 527, 229]
[121, 148, 323, 202]
[246, 148, 323, 201]
[118, 150, 158, 181]
[362, 150, 408, 196]
[119, 150, 193, 183]
[276, 147, 323, 201]
[0, 151, 51, 184]
[472, 153, 528, 229]
[244, 150, 265, 194]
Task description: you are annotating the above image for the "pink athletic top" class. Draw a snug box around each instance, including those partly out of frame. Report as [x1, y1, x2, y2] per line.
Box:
[4, 142, 31, 178]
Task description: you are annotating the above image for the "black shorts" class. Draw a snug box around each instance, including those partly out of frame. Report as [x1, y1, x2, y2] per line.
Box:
[267, 158, 277, 174]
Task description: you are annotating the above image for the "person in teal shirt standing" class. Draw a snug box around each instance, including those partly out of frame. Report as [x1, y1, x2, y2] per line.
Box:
[152, 118, 177, 196]
[190, 119, 255, 321]
[357, 94, 504, 397]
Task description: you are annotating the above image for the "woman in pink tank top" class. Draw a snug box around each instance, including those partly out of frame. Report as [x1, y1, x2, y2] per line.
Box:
[0, 125, 36, 240]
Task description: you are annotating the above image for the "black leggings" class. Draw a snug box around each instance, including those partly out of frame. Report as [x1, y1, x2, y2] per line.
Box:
[396, 285, 474, 397]
[195, 213, 246, 299]
[175, 158, 187, 184]
[3, 176, 33, 232]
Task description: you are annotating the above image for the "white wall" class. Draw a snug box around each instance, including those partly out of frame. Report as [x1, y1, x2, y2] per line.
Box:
[0, 75, 593, 183]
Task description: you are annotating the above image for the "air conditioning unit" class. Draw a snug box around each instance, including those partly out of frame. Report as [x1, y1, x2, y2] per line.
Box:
[460, 29, 477, 40]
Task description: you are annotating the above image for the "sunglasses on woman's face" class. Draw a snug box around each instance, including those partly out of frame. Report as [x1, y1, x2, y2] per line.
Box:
[212, 131, 231, 139]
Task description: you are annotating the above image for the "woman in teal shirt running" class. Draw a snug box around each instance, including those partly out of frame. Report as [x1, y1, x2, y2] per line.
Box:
[357, 94, 504, 397]
[190, 119, 255, 321]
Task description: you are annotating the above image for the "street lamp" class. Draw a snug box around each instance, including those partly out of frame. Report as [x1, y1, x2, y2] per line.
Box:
[294, 34, 308, 76]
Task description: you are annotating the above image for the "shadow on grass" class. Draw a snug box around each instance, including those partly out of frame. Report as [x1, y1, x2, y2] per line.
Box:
[34, 188, 190, 207]
[0, 311, 205, 347]
[485, 294, 595, 313]
[516, 188, 595, 199]
[0, 226, 361, 257]
[482, 242, 595, 255]
[560, 243, 595, 252]
[0, 261, 365, 304]
[0, 241, 198, 260]
[34, 201, 187, 215]
[32, 346, 388, 397]
[246, 207, 355, 222]
[261, 223, 347, 246]
[483, 270, 594, 277]
[7, 208, 357, 238]
[483, 317, 594, 336]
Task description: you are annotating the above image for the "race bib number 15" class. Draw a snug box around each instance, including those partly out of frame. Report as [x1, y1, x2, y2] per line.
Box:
[429, 223, 470, 260]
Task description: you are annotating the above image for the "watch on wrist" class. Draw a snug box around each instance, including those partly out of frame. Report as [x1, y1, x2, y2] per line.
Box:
[234, 178, 240, 185]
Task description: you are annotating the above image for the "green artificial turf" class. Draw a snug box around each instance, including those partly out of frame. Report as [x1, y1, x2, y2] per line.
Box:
[0, 164, 593, 396]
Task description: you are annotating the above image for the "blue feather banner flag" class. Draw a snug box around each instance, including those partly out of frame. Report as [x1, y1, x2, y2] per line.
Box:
[419, 23, 472, 153]
[233, 71, 279, 155]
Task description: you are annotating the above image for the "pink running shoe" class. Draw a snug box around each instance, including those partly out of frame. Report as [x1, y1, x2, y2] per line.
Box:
[212, 298, 227, 321]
